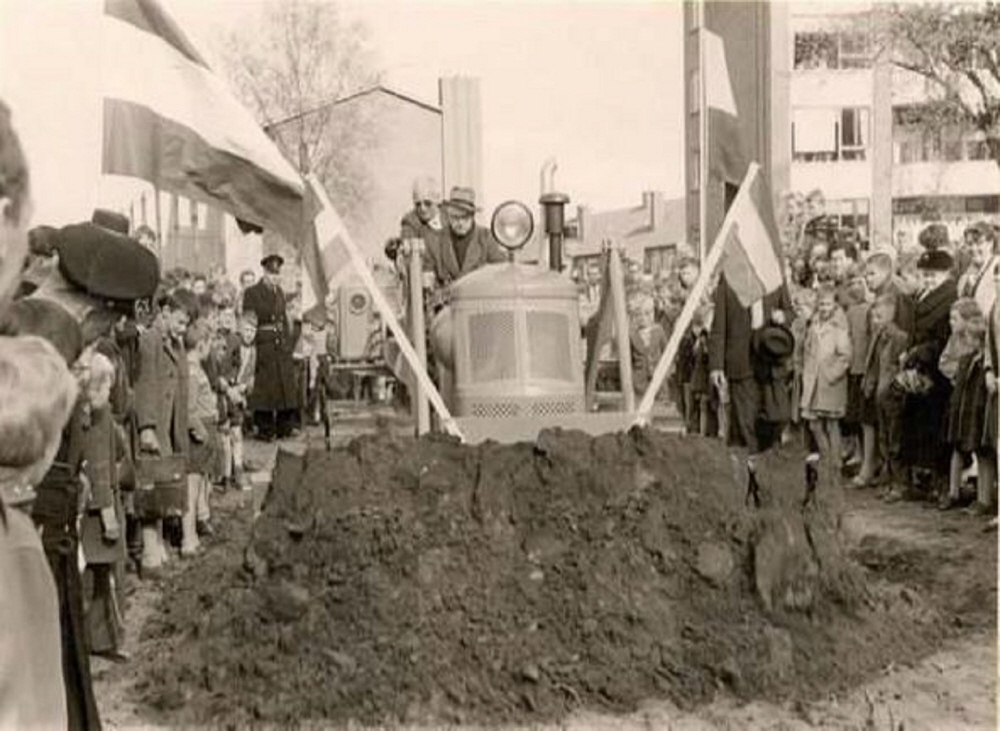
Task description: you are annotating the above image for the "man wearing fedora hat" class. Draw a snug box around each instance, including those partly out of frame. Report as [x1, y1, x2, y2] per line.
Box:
[241, 253, 299, 441]
[424, 185, 507, 290]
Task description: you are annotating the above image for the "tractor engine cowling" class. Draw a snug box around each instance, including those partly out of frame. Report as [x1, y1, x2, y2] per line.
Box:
[430, 262, 585, 419]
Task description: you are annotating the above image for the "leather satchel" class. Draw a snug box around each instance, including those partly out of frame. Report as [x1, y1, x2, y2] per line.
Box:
[133, 454, 187, 519]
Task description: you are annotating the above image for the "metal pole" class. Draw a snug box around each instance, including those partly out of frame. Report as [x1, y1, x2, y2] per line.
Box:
[407, 238, 430, 435]
[608, 242, 635, 413]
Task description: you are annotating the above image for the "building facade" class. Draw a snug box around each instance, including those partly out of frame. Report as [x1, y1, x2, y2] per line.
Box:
[564, 191, 686, 279]
[689, 1, 1000, 256]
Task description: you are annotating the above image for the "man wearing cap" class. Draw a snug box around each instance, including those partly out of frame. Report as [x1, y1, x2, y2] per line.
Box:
[424, 186, 507, 290]
[891, 245, 958, 500]
[957, 221, 997, 315]
[241, 254, 299, 440]
[1, 218, 159, 731]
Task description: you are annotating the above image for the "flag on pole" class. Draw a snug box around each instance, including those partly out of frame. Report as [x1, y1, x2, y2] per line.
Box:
[719, 168, 784, 308]
[704, 29, 747, 186]
[100, 0, 306, 242]
[301, 176, 354, 311]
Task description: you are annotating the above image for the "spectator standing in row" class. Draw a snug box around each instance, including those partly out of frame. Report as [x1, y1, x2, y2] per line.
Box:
[242, 254, 299, 441]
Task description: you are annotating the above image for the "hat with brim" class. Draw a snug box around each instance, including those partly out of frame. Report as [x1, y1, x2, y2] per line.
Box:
[753, 324, 795, 362]
[441, 186, 480, 215]
[56, 222, 160, 301]
[261, 253, 284, 271]
[916, 249, 953, 272]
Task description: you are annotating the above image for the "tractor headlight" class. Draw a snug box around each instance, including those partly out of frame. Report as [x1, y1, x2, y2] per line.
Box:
[491, 201, 534, 252]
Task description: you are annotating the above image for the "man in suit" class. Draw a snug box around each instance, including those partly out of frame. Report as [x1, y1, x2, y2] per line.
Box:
[241, 254, 300, 441]
[709, 275, 792, 502]
[424, 186, 507, 290]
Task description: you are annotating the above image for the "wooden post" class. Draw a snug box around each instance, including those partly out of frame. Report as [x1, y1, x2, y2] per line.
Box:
[607, 242, 635, 413]
[633, 163, 762, 426]
[407, 238, 430, 436]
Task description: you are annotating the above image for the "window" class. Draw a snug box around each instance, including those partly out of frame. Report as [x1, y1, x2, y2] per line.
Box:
[826, 198, 871, 240]
[840, 108, 868, 160]
[967, 139, 990, 160]
[793, 28, 870, 70]
[644, 245, 675, 275]
[792, 107, 869, 162]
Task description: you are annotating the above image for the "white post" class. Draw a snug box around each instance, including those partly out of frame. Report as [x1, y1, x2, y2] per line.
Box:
[305, 175, 463, 440]
[633, 163, 761, 426]
[407, 239, 430, 435]
[608, 243, 635, 413]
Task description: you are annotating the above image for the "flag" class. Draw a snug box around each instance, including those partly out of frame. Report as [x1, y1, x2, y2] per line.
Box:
[704, 29, 747, 186]
[301, 176, 353, 312]
[720, 168, 784, 308]
[100, 0, 306, 242]
[583, 249, 615, 411]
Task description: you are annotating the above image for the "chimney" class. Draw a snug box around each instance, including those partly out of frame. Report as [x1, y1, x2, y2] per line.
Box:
[642, 191, 657, 230]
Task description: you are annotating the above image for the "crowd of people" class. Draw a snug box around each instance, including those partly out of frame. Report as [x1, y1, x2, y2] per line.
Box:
[0, 97, 350, 729]
[612, 215, 999, 526]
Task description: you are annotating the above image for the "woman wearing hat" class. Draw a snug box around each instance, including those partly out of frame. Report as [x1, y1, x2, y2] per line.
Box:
[891, 245, 959, 501]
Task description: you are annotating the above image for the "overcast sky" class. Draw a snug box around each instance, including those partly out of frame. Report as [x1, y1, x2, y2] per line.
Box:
[0, 0, 683, 228]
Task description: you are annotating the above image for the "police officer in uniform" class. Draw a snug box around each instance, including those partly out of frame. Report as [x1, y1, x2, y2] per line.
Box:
[242, 254, 300, 440]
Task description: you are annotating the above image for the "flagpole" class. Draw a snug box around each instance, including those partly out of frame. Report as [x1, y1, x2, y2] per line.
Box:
[633, 162, 761, 426]
[698, 9, 708, 264]
[305, 175, 463, 440]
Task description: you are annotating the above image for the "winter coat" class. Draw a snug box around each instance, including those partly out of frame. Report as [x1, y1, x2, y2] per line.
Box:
[861, 322, 909, 402]
[800, 309, 852, 417]
[708, 276, 791, 382]
[899, 278, 958, 469]
[80, 406, 126, 566]
[134, 321, 189, 457]
[242, 280, 299, 412]
[0, 507, 68, 730]
[424, 225, 507, 289]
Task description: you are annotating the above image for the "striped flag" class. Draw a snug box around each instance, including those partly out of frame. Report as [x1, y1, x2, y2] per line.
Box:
[100, 0, 307, 242]
[301, 176, 353, 312]
[704, 29, 747, 186]
[720, 166, 784, 308]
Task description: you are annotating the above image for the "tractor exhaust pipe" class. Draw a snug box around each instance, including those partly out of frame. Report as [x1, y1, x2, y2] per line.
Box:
[539, 159, 569, 272]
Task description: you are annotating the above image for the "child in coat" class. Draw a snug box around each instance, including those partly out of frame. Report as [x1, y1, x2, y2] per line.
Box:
[861, 293, 909, 493]
[628, 293, 668, 400]
[941, 298, 995, 510]
[182, 318, 219, 556]
[801, 284, 853, 475]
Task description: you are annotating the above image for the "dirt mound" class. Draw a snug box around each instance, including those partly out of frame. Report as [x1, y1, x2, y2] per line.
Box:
[136, 428, 946, 726]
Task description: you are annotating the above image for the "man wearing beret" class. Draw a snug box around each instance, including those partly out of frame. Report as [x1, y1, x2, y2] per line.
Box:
[890, 244, 958, 502]
[242, 254, 300, 440]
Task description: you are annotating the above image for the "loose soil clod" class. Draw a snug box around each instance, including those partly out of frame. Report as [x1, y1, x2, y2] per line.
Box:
[135, 428, 970, 726]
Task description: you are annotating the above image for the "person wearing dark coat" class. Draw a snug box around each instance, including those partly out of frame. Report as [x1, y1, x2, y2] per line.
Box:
[400, 175, 452, 283]
[242, 254, 300, 440]
[425, 186, 507, 291]
[896, 249, 958, 495]
[4, 219, 159, 731]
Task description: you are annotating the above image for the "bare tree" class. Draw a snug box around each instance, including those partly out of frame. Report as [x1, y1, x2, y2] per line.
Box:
[217, 0, 383, 229]
[871, 2, 1000, 169]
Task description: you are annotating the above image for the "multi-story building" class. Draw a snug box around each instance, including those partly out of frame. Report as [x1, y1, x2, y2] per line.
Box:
[686, 1, 1000, 255]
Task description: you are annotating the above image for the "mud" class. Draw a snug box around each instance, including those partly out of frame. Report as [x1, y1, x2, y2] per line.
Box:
[128, 428, 988, 727]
